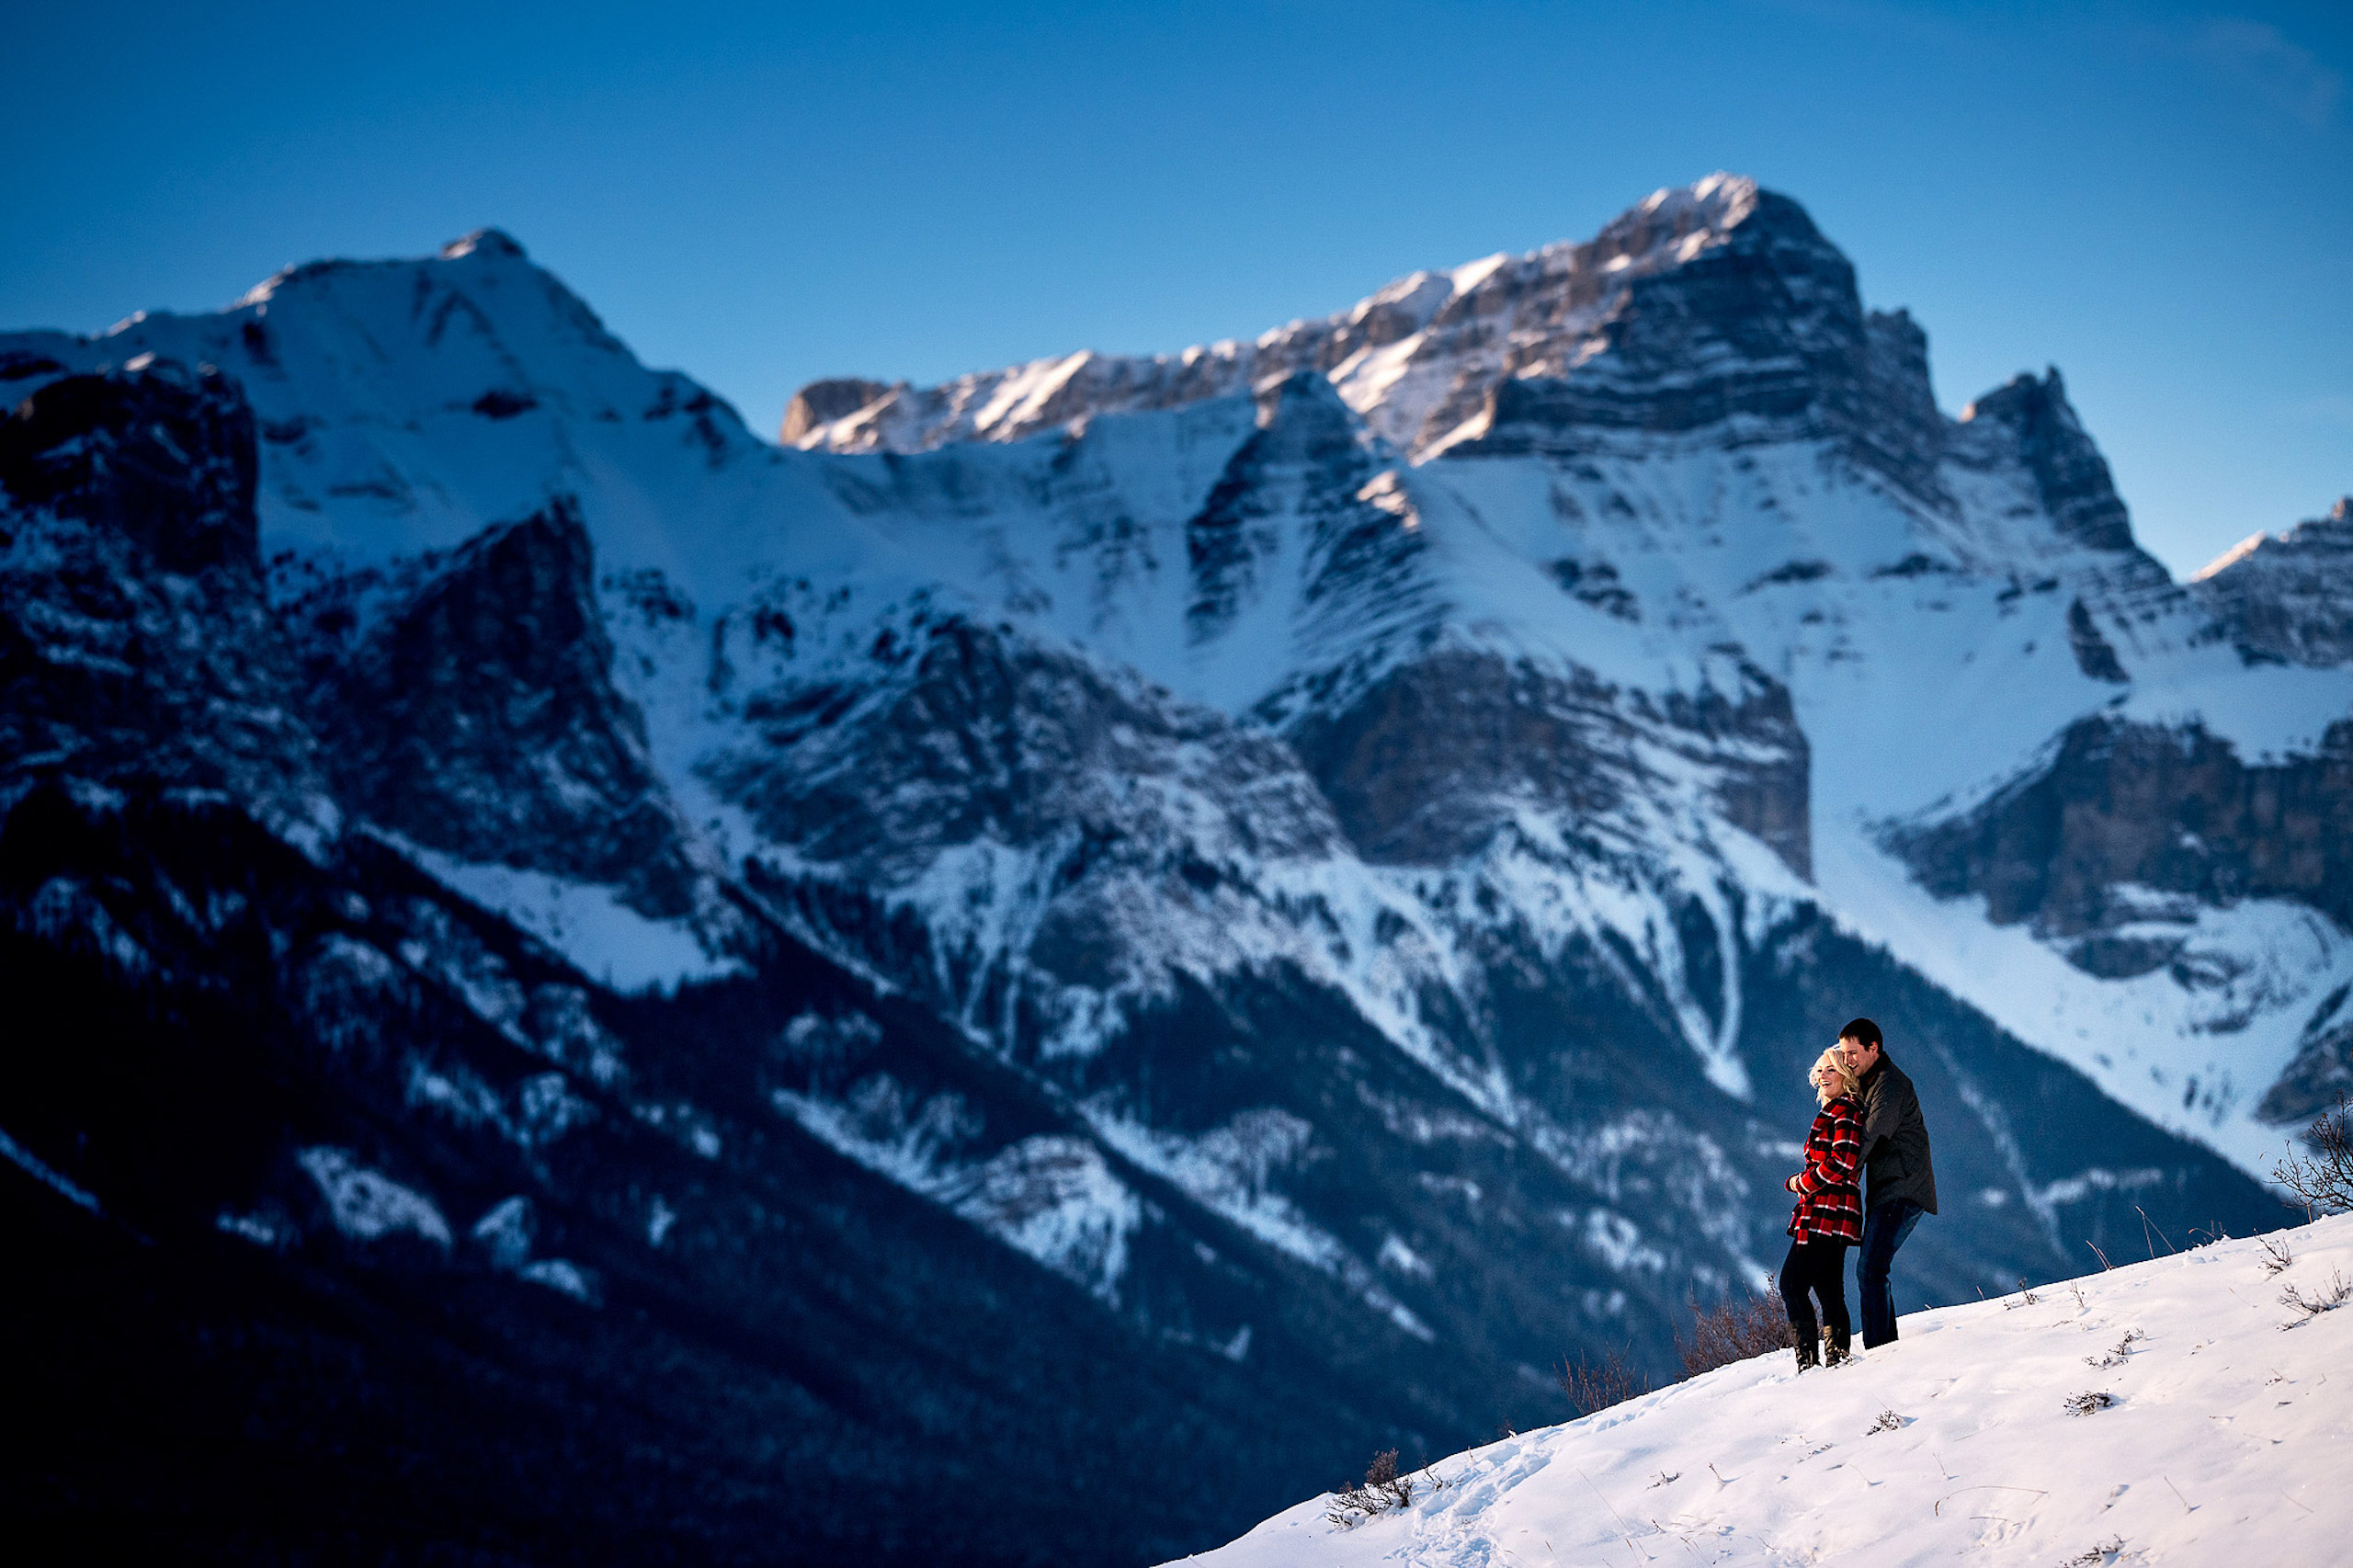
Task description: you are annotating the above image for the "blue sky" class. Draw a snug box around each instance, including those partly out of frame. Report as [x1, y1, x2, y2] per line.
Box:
[6, 1, 2347, 577]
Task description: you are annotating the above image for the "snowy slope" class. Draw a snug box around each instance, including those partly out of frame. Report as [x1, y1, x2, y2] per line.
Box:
[1173, 1212, 2353, 1567]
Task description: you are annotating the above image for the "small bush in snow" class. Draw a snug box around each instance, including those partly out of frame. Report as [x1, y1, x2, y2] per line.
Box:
[1677, 1290, 1790, 1377]
[1324, 1449, 1428, 1528]
[2063, 1390, 2115, 1416]
[2279, 1270, 2351, 1319]
[2272, 1094, 2353, 1216]
[2058, 1537, 2125, 1566]
[1866, 1409, 1902, 1434]
[2086, 1328, 2142, 1369]
[2003, 1278, 2041, 1309]
[2260, 1235, 2294, 1276]
[1558, 1341, 1652, 1417]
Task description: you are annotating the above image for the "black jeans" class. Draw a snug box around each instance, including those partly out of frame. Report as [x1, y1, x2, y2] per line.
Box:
[1858, 1198, 1926, 1347]
[1778, 1237, 1850, 1350]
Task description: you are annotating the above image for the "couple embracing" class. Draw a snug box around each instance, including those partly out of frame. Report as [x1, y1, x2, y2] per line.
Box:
[1777, 1018, 1938, 1369]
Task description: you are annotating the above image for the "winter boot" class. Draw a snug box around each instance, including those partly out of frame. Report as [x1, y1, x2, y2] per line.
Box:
[1793, 1335, 1821, 1373]
[1824, 1326, 1852, 1369]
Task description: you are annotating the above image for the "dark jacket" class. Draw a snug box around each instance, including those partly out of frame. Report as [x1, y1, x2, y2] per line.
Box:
[1787, 1094, 1863, 1242]
[1856, 1052, 1938, 1215]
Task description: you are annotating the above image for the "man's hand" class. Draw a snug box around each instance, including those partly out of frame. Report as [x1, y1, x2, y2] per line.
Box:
[1785, 1175, 1800, 1193]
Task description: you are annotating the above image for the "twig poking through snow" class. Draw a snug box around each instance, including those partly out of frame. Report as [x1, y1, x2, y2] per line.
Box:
[2057, 1537, 2124, 1566]
[2279, 1270, 2351, 1322]
[2086, 1328, 2142, 1369]
[2260, 1235, 2294, 1277]
[2063, 1390, 2116, 1415]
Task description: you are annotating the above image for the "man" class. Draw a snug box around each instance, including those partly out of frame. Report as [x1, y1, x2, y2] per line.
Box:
[1839, 1017, 1937, 1348]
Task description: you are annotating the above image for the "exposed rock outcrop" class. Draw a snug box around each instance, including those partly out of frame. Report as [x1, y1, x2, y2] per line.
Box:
[1890, 715, 2353, 950]
[1447, 194, 1949, 511]
[0, 359, 321, 821]
[1287, 649, 1811, 879]
[1955, 369, 2148, 561]
[284, 497, 704, 915]
[0, 358, 258, 574]
[779, 376, 893, 442]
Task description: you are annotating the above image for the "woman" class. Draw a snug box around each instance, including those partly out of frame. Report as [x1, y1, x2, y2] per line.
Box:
[1779, 1047, 1863, 1369]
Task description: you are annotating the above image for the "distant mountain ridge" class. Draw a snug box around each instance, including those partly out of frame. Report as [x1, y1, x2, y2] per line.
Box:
[5, 176, 2345, 1563]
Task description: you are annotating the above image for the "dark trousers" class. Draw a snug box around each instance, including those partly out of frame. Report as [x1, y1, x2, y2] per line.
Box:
[1778, 1237, 1851, 1350]
[1858, 1198, 1926, 1347]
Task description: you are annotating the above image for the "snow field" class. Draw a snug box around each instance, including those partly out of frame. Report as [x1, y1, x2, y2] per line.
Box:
[1172, 1213, 2350, 1566]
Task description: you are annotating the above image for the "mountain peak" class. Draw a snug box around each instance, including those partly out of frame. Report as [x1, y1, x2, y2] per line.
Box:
[1958, 369, 2143, 556]
[441, 228, 529, 261]
[783, 174, 1841, 459]
[1590, 170, 1768, 256]
[2192, 494, 2353, 666]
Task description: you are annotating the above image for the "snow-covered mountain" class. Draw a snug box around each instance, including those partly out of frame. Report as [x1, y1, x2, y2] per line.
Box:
[6, 175, 2341, 1561]
[1176, 1211, 2353, 1567]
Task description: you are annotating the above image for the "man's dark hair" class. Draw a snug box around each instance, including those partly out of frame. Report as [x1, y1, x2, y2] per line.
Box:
[1839, 1017, 1882, 1050]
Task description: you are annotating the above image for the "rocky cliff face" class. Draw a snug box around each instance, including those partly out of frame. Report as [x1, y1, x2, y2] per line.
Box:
[282, 496, 713, 917]
[1, 358, 324, 829]
[6, 179, 2340, 1562]
[1954, 370, 2147, 560]
[1892, 715, 2353, 948]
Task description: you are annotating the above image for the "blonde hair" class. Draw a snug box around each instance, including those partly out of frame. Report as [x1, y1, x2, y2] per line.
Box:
[1810, 1047, 1860, 1108]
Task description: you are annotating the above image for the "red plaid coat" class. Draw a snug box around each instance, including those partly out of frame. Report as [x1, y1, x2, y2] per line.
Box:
[1787, 1095, 1864, 1242]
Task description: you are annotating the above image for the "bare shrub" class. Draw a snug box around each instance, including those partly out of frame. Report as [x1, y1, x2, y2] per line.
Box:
[1324, 1448, 1430, 1528]
[2279, 1271, 2351, 1319]
[2063, 1390, 2115, 1416]
[2272, 1094, 2353, 1217]
[1866, 1409, 1902, 1434]
[1558, 1341, 1653, 1417]
[2260, 1235, 2294, 1277]
[1677, 1290, 1791, 1377]
[2059, 1537, 2125, 1566]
